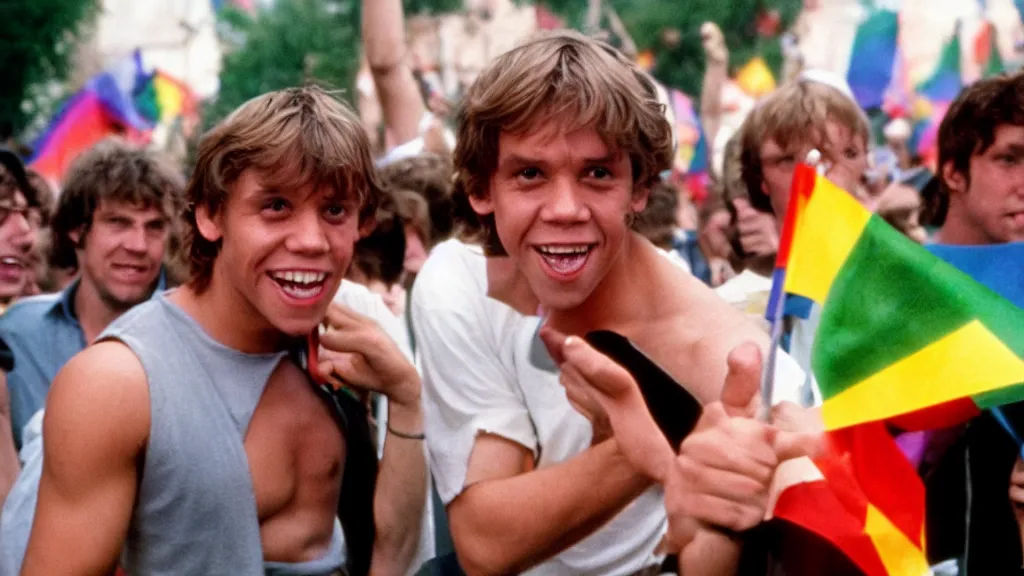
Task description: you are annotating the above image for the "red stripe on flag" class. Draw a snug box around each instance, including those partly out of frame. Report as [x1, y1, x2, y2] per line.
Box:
[775, 164, 817, 268]
[827, 422, 926, 549]
[773, 480, 890, 576]
[889, 396, 981, 432]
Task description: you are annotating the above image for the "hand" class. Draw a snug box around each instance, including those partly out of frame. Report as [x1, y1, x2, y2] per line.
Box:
[662, 343, 776, 551]
[1010, 456, 1024, 551]
[733, 198, 779, 258]
[539, 325, 675, 470]
[317, 303, 420, 407]
[700, 22, 728, 65]
[771, 402, 825, 460]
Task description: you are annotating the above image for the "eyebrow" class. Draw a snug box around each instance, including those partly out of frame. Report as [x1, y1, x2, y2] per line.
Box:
[498, 153, 620, 170]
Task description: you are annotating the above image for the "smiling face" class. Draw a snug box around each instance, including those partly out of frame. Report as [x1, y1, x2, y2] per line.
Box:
[0, 190, 36, 301]
[941, 124, 1024, 245]
[75, 200, 168, 311]
[198, 168, 362, 336]
[469, 125, 646, 311]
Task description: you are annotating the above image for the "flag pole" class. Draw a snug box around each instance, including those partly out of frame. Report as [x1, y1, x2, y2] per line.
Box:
[992, 407, 1024, 457]
[759, 150, 823, 420]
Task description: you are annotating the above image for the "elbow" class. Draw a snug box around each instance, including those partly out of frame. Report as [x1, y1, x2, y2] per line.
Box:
[453, 540, 513, 576]
[449, 510, 518, 576]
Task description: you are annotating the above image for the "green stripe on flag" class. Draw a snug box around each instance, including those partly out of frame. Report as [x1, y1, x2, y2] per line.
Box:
[811, 216, 1024, 400]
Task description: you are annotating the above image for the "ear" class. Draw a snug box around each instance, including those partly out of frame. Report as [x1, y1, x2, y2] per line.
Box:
[68, 227, 84, 246]
[467, 192, 495, 216]
[358, 216, 377, 239]
[195, 203, 223, 243]
[630, 185, 651, 213]
[941, 160, 967, 195]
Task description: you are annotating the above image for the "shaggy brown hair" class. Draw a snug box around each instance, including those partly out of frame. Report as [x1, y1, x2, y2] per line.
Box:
[929, 72, 1024, 226]
[452, 30, 674, 254]
[185, 86, 383, 291]
[740, 79, 870, 213]
[50, 138, 185, 270]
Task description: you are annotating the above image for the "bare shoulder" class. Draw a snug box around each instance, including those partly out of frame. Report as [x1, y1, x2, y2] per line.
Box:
[44, 341, 151, 466]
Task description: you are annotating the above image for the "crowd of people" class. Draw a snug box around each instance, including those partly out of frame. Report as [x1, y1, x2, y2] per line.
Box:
[0, 1, 1019, 574]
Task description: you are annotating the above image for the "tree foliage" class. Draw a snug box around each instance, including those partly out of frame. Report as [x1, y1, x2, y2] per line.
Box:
[209, 0, 460, 128]
[538, 0, 803, 96]
[0, 0, 97, 140]
[207, 0, 361, 126]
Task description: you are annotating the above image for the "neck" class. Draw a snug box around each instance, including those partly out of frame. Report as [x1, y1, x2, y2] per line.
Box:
[935, 208, 994, 246]
[171, 274, 291, 355]
[75, 278, 133, 344]
[547, 233, 655, 336]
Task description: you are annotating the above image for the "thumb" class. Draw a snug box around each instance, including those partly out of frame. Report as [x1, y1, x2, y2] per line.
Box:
[561, 336, 636, 400]
[539, 323, 568, 366]
[721, 342, 763, 417]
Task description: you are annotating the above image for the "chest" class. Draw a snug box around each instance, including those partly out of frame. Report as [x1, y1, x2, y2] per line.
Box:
[243, 362, 346, 520]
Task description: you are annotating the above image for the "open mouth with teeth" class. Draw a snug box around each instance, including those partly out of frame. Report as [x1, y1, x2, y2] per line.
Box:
[534, 244, 595, 278]
[269, 270, 329, 301]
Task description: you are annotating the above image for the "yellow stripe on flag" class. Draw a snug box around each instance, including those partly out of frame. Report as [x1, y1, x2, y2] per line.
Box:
[784, 176, 871, 304]
[822, 320, 1024, 429]
[864, 505, 931, 576]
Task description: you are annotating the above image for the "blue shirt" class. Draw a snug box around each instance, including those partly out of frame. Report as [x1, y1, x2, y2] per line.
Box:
[0, 273, 166, 448]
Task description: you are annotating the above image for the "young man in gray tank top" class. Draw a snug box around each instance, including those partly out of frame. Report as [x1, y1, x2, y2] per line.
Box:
[21, 87, 428, 575]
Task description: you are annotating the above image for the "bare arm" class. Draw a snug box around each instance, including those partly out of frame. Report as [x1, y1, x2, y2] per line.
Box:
[448, 435, 650, 575]
[0, 372, 19, 504]
[318, 304, 427, 575]
[699, 22, 729, 159]
[362, 0, 426, 148]
[370, 396, 427, 576]
[21, 343, 149, 576]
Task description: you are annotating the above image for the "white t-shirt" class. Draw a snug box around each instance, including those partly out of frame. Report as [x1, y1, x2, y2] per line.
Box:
[412, 239, 813, 575]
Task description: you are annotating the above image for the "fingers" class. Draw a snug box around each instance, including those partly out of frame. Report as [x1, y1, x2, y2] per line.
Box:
[538, 324, 568, 365]
[771, 403, 825, 460]
[560, 335, 637, 400]
[721, 343, 763, 417]
[322, 302, 372, 330]
[682, 413, 777, 481]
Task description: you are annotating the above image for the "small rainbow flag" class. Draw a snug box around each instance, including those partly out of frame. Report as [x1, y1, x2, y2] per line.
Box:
[29, 54, 197, 185]
[915, 29, 962, 102]
[775, 164, 1024, 432]
[846, 8, 899, 110]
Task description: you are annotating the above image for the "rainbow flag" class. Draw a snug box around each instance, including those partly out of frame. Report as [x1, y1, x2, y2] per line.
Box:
[915, 30, 962, 102]
[846, 8, 899, 110]
[769, 422, 928, 575]
[668, 89, 709, 202]
[776, 165, 1024, 432]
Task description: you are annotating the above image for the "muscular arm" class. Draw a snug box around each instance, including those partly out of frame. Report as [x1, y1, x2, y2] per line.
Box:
[0, 372, 19, 504]
[21, 342, 149, 576]
[448, 434, 650, 575]
[362, 0, 426, 148]
[370, 396, 427, 576]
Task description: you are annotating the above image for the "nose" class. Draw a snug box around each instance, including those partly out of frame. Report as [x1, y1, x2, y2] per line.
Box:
[286, 208, 330, 254]
[540, 176, 589, 224]
[6, 212, 34, 252]
[122, 224, 148, 254]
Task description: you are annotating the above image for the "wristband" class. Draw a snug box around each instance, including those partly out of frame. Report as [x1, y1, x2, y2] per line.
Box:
[387, 424, 425, 440]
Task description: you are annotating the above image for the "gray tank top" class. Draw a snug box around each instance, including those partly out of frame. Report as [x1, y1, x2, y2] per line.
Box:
[100, 293, 346, 576]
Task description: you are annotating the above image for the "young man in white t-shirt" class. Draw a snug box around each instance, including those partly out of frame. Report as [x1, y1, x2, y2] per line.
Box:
[414, 31, 813, 575]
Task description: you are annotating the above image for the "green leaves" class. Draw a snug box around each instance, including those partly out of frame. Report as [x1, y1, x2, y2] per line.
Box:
[0, 0, 97, 139]
[537, 0, 803, 97]
[207, 0, 360, 127]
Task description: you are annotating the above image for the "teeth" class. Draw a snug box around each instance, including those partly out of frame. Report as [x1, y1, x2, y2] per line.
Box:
[272, 271, 327, 286]
[538, 245, 591, 255]
[1, 257, 20, 266]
